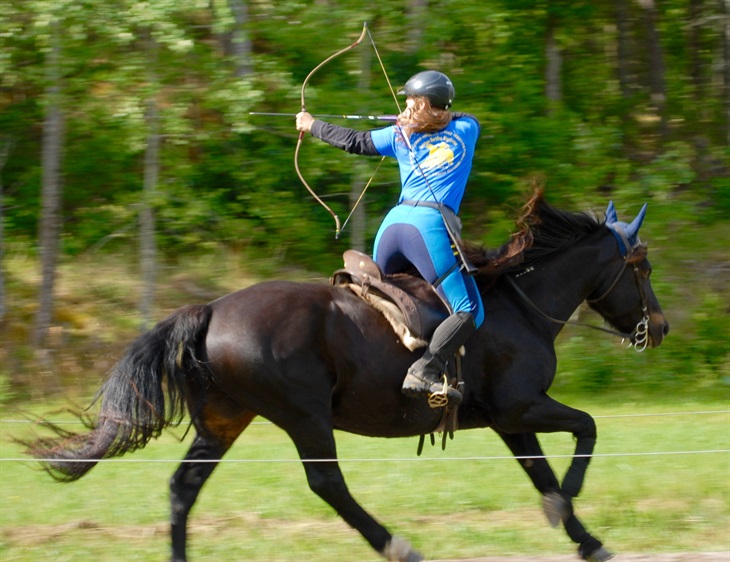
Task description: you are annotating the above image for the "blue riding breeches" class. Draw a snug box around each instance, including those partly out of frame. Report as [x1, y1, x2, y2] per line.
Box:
[373, 204, 484, 328]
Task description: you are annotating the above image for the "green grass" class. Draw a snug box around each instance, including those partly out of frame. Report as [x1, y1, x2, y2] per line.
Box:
[1, 397, 728, 561]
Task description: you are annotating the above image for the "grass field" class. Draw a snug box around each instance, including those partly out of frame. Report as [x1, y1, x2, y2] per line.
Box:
[1, 397, 728, 561]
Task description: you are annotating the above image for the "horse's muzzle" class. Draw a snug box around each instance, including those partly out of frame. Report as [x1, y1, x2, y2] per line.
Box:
[647, 312, 670, 348]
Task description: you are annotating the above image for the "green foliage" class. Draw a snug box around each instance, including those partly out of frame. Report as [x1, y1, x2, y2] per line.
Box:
[1, 0, 728, 394]
[672, 290, 730, 388]
[4, 0, 728, 254]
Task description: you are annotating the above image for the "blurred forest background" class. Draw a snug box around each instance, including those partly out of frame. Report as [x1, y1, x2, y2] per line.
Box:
[0, 0, 728, 402]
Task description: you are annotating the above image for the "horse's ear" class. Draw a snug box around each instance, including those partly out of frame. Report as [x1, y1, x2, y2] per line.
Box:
[605, 201, 618, 224]
[605, 201, 647, 256]
[624, 203, 648, 245]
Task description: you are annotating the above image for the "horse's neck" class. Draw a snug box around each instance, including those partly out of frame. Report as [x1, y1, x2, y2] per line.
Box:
[509, 239, 611, 335]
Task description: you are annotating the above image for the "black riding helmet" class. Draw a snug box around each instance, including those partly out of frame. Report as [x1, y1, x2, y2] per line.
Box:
[398, 70, 455, 109]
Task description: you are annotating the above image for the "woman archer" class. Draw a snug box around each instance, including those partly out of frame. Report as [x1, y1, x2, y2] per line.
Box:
[296, 70, 483, 406]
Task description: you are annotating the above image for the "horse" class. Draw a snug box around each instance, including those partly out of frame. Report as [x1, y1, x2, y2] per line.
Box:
[24, 190, 669, 562]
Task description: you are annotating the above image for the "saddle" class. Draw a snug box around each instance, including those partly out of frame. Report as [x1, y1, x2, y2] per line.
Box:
[331, 250, 449, 351]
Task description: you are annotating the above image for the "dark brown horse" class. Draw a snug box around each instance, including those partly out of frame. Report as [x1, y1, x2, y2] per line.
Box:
[25, 191, 668, 562]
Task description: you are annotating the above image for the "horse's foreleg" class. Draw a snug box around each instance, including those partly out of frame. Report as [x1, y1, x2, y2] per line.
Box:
[495, 431, 563, 523]
[289, 425, 424, 562]
[494, 404, 611, 562]
[507, 396, 597, 498]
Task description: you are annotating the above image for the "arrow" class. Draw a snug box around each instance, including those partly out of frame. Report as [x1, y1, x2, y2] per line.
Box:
[250, 111, 397, 122]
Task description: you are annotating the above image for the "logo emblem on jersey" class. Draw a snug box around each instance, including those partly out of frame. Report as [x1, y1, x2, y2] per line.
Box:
[411, 130, 466, 176]
[422, 142, 454, 171]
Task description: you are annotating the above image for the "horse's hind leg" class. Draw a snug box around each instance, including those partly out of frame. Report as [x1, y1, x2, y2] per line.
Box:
[170, 409, 256, 562]
[287, 421, 423, 562]
[496, 431, 613, 562]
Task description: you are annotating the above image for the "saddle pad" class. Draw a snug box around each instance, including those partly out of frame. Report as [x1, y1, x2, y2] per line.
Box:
[345, 283, 428, 351]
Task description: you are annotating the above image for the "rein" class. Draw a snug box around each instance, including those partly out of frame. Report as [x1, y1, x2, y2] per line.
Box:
[506, 275, 631, 339]
[506, 252, 651, 352]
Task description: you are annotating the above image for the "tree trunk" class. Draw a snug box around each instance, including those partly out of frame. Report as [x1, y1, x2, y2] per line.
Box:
[33, 17, 64, 350]
[226, 0, 253, 78]
[405, 0, 427, 54]
[721, 0, 730, 146]
[688, 0, 705, 106]
[139, 33, 160, 331]
[0, 139, 11, 321]
[347, 41, 372, 252]
[615, 0, 633, 100]
[638, 0, 669, 141]
[544, 11, 562, 115]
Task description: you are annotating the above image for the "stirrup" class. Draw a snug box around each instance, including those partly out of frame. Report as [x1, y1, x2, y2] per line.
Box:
[427, 374, 462, 408]
[403, 372, 462, 408]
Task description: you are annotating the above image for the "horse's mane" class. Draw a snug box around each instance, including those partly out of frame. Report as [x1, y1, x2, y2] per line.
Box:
[464, 189, 602, 279]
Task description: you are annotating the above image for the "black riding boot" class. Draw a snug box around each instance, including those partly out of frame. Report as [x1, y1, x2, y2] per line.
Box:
[402, 311, 476, 406]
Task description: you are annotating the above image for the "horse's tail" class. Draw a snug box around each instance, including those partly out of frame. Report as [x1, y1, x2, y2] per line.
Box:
[23, 304, 214, 482]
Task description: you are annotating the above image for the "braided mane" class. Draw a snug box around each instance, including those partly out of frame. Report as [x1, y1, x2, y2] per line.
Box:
[465, 189, 602, 278]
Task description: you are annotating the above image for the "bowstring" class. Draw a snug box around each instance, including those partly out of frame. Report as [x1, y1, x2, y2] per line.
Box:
[339, 26, 403, 237]
[366, 26, 402, 114]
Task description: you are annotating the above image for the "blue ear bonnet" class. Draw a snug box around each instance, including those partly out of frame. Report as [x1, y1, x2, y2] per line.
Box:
[605, 201, 648, 257]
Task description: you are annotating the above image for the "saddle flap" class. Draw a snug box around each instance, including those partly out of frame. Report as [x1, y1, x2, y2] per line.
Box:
[332, 251, 449, 345]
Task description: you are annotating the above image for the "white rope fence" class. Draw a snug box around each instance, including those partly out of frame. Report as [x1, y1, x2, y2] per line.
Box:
[1, 409, 727, 464]
[1, 409, 728, 425]
[2, 450, 729, 465]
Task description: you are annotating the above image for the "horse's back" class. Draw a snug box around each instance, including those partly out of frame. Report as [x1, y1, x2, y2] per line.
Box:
[205, 280, 337, 364]
[201, 279, 444, 437]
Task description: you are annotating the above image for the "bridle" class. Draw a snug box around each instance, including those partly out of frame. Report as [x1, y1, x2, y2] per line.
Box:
[587, 250, 651, 352]
[506, 246, 651, 352]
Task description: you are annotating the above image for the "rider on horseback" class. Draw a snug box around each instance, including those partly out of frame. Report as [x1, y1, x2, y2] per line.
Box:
[296, 70, 483, 406]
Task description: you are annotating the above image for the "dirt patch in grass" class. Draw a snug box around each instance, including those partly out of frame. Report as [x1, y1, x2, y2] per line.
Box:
[435, 554, 730, 562]
[3, 516, 728, 561]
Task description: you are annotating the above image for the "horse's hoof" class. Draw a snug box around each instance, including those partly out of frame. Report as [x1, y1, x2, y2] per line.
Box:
[382, 536, 424, 562]
[585, 546, 614, 561]
[542, 491, 570, 527]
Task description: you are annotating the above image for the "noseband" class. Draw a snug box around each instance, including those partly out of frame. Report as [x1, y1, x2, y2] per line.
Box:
[507, 249, 651, 352]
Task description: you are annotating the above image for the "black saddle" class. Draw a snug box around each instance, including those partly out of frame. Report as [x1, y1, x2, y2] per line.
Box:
[331, 250, 449, 345]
